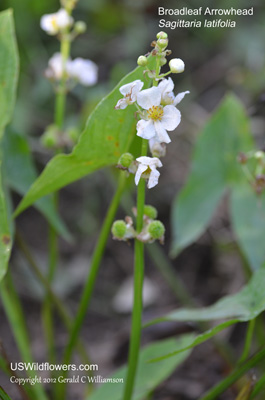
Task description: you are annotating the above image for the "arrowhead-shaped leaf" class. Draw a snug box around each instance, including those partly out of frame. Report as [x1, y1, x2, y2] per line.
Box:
[146, 266, 265, 361]
[171, 95, 253, 257]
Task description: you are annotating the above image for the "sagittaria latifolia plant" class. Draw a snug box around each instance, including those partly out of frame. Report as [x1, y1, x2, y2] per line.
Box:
[2, 1, 265, 399]
[110, 31, 189, 399]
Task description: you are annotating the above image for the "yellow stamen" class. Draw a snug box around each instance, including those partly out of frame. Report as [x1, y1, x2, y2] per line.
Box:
[147, 105, 164, 121]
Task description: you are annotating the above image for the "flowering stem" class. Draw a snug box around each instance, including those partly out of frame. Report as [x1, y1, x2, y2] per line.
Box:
[55, 36, 71, 130]
[43, 29, 72, 386]
[122, 138, 148, 400]
[56, 171, 127, 399]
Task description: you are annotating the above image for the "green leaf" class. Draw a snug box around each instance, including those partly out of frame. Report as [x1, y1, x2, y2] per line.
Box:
[231, 184, 265, 270]
[0, 170, 12, 281]
[87, 335, 194, 400]
[0, 387, 12, 400]
[146, 266, 265, 361]
[2, 130, 71, 240]
[0, 9, 19, 141]
[14, 57, 155, 217]
[0, 9, 19, 280]
[171, 94, 253, 257]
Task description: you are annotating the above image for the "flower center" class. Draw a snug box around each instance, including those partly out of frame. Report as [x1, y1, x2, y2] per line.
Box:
[147, 106, 164, 121]
[51, 17, 58, 30]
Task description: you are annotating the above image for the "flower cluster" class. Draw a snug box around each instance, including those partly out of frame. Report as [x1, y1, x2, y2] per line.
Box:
[111, 206, 165, 244]
[238, 150, 265, 194]
[112, 32, 189, 245]
[45, 53, 98, 87]
[41, 8, 98, 87]
[114, 32, 189, 190]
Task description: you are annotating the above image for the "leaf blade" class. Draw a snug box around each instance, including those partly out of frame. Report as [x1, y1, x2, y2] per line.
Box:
[87, 335, 194, 400]
[171, 94, 254, 256]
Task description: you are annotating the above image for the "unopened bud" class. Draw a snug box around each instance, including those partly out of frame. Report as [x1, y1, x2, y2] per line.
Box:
[254, 151, 265, 160]
[169, 58, 185, 73]
[144, 205, 158, 220]
[119, 153, 134, 168]
[156, 31, 168, 40]
[137, 55, 148, 67]
[157, 38, 168, 51]
[74, 21, 87, 34]
[41, 125, 58, 148]
[112, 220, 127, 239]
[148, 220, 165, 239]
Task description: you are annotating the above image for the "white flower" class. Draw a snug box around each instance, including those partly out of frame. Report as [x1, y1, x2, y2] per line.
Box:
[169, 58, 185, 73]
[115, 80, 144, 110]
[45, 53, 71, 80]
[40, 9, 74, 35]
[67, 58, 98, 86]
[158, 77, 189, 106]
[149, 137, 166, 158]
[135, 156, 162, 189]
[136, 86, 180, 144]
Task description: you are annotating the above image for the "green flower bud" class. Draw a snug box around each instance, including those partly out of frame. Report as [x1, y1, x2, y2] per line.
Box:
[148, 220, 165, 239]
[169, 58, 185, 73]
[119, 153, 134, 168]
[157, 38, 168, 50]
[144, 205, 158, 220]
[112, 220, 127, 239]
[74, 21, 87, 34]
[137, 55, 148, 67]
[41, 125, 58, 148]
[254, 151, 265, 160]
[157, 31, 168, 39]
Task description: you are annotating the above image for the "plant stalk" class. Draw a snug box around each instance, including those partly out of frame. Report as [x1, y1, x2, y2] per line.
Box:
[122, 139, 148, 400]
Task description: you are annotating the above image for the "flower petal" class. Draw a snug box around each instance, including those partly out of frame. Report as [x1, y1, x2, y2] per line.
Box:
[135, 164, 148, 186]
[120, 80, 139, 96]
[115, 98, 128, 110]
[136, 156, 160, 166]
[174, 91, 190, 106]
[154, 121, 171, 144]
[161, 105, 181, 131]
[137, 87, 161, 110]
[148, 169, 160, 189]
[68, 58, 98, 86]
[131, 80, 144, 101]
[158, 77, 174, 95]
[136, 119, 156, 140]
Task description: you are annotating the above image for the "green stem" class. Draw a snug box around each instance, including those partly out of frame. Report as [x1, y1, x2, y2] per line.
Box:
[122, 139, 148, 400]
[43, 28, 71, 386]
[250, 372, 265, 399]
[199, 347, 265, 400]
[55, 36, 71, 130]
[239, 319, 256, 365]
[42, 192, 59, 371]
[57, 172, 127, 399]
